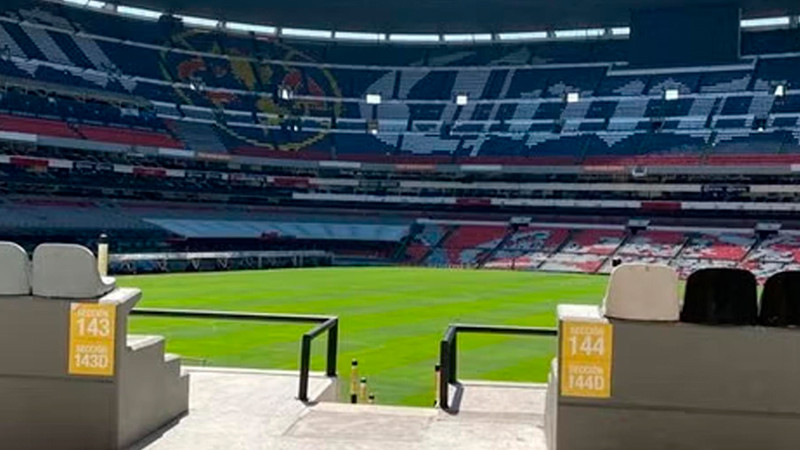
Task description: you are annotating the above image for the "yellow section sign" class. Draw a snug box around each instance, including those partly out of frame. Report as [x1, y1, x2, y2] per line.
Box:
[560, 321, 613, 398]
[68, 303, 116, 376]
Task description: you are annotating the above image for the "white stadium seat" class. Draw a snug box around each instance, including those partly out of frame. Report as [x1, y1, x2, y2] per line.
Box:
[32, 243, 116, 299]
[0, 242, 30, 296]
[602, 263, 680, 321]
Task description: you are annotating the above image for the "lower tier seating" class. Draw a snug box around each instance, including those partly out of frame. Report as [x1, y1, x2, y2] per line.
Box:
[483, 227, 569, 269]
[539, 253, 608, 273]
[679, 233, 756, 260]
[748, 235, 800, 263]
[616, 231, 686, 257]
[560, 229, 626, 255]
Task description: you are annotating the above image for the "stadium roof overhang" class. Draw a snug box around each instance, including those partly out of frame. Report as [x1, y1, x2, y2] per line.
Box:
[114, 0, 800, 33]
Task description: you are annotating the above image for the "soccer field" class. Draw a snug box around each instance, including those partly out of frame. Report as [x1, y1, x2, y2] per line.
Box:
[120, 267, 607, 406]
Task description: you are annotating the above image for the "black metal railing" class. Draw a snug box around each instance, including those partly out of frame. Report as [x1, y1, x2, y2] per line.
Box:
[130, 308, 338, 402]
[438, 323, 557, 411]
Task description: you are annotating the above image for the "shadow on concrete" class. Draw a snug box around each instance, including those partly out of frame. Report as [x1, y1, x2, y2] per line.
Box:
[127, 412, 188, 450]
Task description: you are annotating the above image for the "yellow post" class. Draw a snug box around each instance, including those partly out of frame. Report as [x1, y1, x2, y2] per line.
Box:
[97, 233, 109, 277]
[359, 377, 368, 403]
[350, 359, 359, 404]
[434, 364, 441, 407]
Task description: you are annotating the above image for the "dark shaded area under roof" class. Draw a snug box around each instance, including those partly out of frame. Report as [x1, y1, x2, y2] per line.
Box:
[116, 0, 800, 33]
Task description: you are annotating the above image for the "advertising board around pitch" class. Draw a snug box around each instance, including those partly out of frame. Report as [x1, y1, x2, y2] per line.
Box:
[560, 321, 613, 398]
[68, 303, 116, 377]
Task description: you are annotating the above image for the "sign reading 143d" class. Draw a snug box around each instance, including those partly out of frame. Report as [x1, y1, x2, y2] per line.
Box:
[560, 321, 613, 398]
[68, 303, 116, 376]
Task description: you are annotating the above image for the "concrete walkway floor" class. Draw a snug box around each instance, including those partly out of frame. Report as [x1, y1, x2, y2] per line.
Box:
[136, 367, 547, 450]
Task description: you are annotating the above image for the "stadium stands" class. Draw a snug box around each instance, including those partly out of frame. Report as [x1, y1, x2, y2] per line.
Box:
[559, 229, 625, 255]
[424, 224, 507, 266]
[484, 227, 569, 270]
[679, 233, 756, 261]
[748, 234, 800, 263]
[616, 230, 685, 258]
[0, 3, 797, 164]
[540, 253, 608, 273]
[0, 113, 80, 138]
[0, 1, 800, 283]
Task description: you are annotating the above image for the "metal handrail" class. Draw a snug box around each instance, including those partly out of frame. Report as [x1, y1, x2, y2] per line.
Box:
[131, 308, 338, 402]
[438, 323, 557, 411]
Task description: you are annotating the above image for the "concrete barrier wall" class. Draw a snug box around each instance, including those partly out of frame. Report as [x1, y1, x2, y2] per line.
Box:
[553, 305, 800, 450]
[0, 289, 188, 449]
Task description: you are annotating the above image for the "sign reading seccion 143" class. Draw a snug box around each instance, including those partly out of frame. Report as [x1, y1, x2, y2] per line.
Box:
[68, 303, 116, 377]
[560, 321, 613, 398]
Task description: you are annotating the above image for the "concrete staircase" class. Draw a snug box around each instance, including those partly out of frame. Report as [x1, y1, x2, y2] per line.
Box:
[141, 369, 546, 449]
[120, 335, 189, 447]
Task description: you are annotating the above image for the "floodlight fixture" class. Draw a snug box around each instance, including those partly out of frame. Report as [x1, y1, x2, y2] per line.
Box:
[664, 89, 679, 101]
[566, 92, 580, 103]
[278, 86, 292, 101]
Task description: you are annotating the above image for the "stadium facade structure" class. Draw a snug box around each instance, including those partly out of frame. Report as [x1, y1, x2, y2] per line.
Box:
[2, 0, 800, 280]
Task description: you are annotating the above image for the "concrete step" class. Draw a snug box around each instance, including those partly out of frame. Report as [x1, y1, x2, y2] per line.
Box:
[285, 398, 546, 449]
[125, 335, 166, 373]
[136, 369, 549, 449]
[118, 337, 189, 448]
[159, 372, 190, 428]
[448, 380, 547, 423]
[127, 335, 165, 353]
[163, 353, 182, 378]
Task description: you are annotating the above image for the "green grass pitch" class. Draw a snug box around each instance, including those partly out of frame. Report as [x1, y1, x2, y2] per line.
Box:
[120, 267, 607, 406]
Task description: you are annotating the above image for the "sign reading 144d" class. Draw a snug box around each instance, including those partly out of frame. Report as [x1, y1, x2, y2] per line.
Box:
[560, 321, 613, 398]
[68, 303, 116, 376]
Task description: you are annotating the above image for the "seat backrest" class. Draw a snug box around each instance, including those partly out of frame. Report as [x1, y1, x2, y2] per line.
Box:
[681, 268, 758, 325]
[0, 242, 30, 296]
[32, 244, 115, 299]
[603, 263, 680, 321]
[759, 271, 800, 327]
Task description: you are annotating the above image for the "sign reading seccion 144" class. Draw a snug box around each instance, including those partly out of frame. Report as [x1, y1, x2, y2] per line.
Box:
[68, 303, 116, 377]
[560, 321, 613, 398]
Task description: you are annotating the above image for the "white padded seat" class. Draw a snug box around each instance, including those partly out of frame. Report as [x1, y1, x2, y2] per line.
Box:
[32, 244, 116, 299]
[602, 263, 680, 321]
[0, 242, 30, 295]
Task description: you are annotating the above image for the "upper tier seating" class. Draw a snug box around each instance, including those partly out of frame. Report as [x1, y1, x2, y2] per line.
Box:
[77, 125, 182, 148]
[0, 4, 798, 164]
[0, 114, 80, 139]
